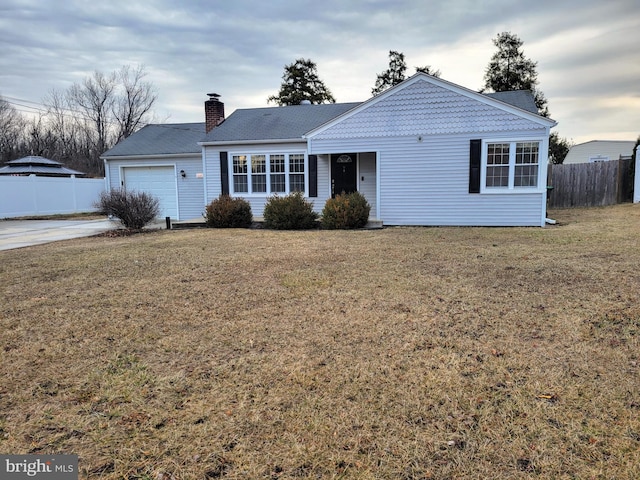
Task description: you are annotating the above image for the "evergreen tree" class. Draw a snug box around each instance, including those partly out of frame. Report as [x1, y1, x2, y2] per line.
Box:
[372, 51, 407, 95]
[372, 51, 442, 96]
[548, 132, 573, 164]
[482, 32, 548, 117]
[267, 58, 335, 106]
[415, 65, 441, 77]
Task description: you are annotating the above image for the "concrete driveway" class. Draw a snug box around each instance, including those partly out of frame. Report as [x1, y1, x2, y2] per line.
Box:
[0, 218, 119, 251]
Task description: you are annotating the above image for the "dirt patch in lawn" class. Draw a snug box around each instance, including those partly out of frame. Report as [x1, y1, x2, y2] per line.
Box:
[3, 212, 107, 221]
[1, 204, 639, 479]
[94, 228, 163, 238]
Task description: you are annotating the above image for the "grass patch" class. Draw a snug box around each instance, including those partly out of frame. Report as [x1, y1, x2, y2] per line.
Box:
[1, 204, 639, 479]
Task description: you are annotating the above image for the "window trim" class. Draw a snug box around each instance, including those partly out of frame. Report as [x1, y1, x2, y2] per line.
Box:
[480, 138, 545, 194]
[228, 151, 307, 196]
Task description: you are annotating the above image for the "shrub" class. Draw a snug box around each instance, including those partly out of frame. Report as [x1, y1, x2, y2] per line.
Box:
[321, 191, 371, 229]
[95, 189, 160, 230]
[263, 191, 319, 230]
[204, 194, 252, 228]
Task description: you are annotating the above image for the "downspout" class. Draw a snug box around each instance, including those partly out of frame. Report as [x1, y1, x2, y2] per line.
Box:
[201, 147, 207, 207]
[103, 158, 110, 193]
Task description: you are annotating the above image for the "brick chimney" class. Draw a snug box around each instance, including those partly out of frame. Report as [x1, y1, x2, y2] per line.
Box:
[205, 93, 225, 133]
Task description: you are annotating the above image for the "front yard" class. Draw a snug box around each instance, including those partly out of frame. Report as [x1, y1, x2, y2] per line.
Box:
[1, 205, 639, 479]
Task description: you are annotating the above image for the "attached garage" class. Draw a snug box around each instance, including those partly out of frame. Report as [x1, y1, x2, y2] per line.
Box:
[122, 166, 178, 219]
[102, 123, 207, 221]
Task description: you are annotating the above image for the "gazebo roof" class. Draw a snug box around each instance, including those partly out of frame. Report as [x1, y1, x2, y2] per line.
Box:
[0, 156, 86, 177]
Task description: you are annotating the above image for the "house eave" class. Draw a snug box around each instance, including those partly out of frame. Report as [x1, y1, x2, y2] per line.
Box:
[101, 152, 201, 161]
[199, 138, 307, 147]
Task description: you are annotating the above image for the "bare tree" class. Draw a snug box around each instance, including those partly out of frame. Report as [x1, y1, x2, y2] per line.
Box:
[63, 66, 158, 174]
[0, 95, 26, 163]
[1, 65, 158, 175]
[43, 89, 81, 161]
[24, 115, 57, 159]
[68, 70, 117, 162]
[113, 65, 157, 141]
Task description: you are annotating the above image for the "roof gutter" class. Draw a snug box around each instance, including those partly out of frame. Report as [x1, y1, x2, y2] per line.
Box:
[198, 138, 306, 147]
[100, 153, 201, 161]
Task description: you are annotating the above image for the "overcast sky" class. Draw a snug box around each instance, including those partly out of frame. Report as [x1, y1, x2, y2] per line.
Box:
[1, 0, 638, 144]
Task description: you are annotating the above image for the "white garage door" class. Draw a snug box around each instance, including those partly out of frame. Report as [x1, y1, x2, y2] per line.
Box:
[123, 166, 178, 219]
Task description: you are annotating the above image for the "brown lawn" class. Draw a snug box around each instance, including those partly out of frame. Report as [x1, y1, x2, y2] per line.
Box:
[1, 204, 639, 479]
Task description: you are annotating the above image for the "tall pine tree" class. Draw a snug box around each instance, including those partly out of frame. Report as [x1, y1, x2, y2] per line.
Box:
[372, 51, 407, 96]
[268, 58, 335, 106]
[372, 51, 441, 96]
[482, 32, 548, 117]
[483, 32, 576, 162]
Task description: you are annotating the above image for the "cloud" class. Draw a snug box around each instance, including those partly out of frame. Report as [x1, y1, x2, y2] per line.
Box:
[1, 0, 639, 143]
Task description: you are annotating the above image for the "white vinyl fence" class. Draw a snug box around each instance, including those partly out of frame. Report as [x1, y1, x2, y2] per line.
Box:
[0, 175, 105, 218]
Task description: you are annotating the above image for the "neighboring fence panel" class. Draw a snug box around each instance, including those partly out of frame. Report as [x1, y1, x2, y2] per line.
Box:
[635, 154, 640, 203]
[0, 175, 105, 218]
[547, 159, 633, 208]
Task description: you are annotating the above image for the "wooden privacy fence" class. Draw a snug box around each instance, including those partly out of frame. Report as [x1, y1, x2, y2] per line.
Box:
[547, 159, 633, 208]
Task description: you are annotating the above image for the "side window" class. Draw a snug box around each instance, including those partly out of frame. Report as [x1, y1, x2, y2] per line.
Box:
[232, 155, 248, 193]
[514, 142, 539, 187]
[486, 143, 510, 187]
[251, 155, 266, 193]
[289, 154, 305, 192]
[270, 155, 286, 193]
[483, 140, 541, 190]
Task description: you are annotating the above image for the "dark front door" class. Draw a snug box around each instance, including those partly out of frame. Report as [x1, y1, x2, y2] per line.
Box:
[331, 153, 357, 197]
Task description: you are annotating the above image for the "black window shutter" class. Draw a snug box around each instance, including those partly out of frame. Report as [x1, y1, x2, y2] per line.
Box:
[308, 154, 318, 197]
[220, 151, 229, 195]
[469, 139, 481, 194]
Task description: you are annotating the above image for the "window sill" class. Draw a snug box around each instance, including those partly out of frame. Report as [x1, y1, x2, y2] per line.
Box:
[480, 188, 545, 195]
[231, 192, 307, 197]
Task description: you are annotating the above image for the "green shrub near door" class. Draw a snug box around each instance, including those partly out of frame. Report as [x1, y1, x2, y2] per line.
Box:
[263, 192, 319, 230]
[204, 194, 253, 228]
[321, 191, 370, 229]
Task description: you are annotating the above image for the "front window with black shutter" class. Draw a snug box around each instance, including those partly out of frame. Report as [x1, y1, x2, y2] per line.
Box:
[486, 143, 510, 187]
[481, 140, 542, 191]
[230, 153, 307, 195]
[232, 155, 248, 193]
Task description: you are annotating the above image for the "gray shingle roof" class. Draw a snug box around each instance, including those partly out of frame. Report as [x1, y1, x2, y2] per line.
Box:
[102, 123, 205, 157]
[202, 103, 361, 143]
[102, 91, 540, 156]
[483, 90, 539, 114]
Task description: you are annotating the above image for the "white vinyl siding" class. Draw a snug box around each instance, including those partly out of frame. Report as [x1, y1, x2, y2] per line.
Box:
[307, 76, 551, 227]
[310, 133, 547, 226]
[564, 140, 635, 165]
